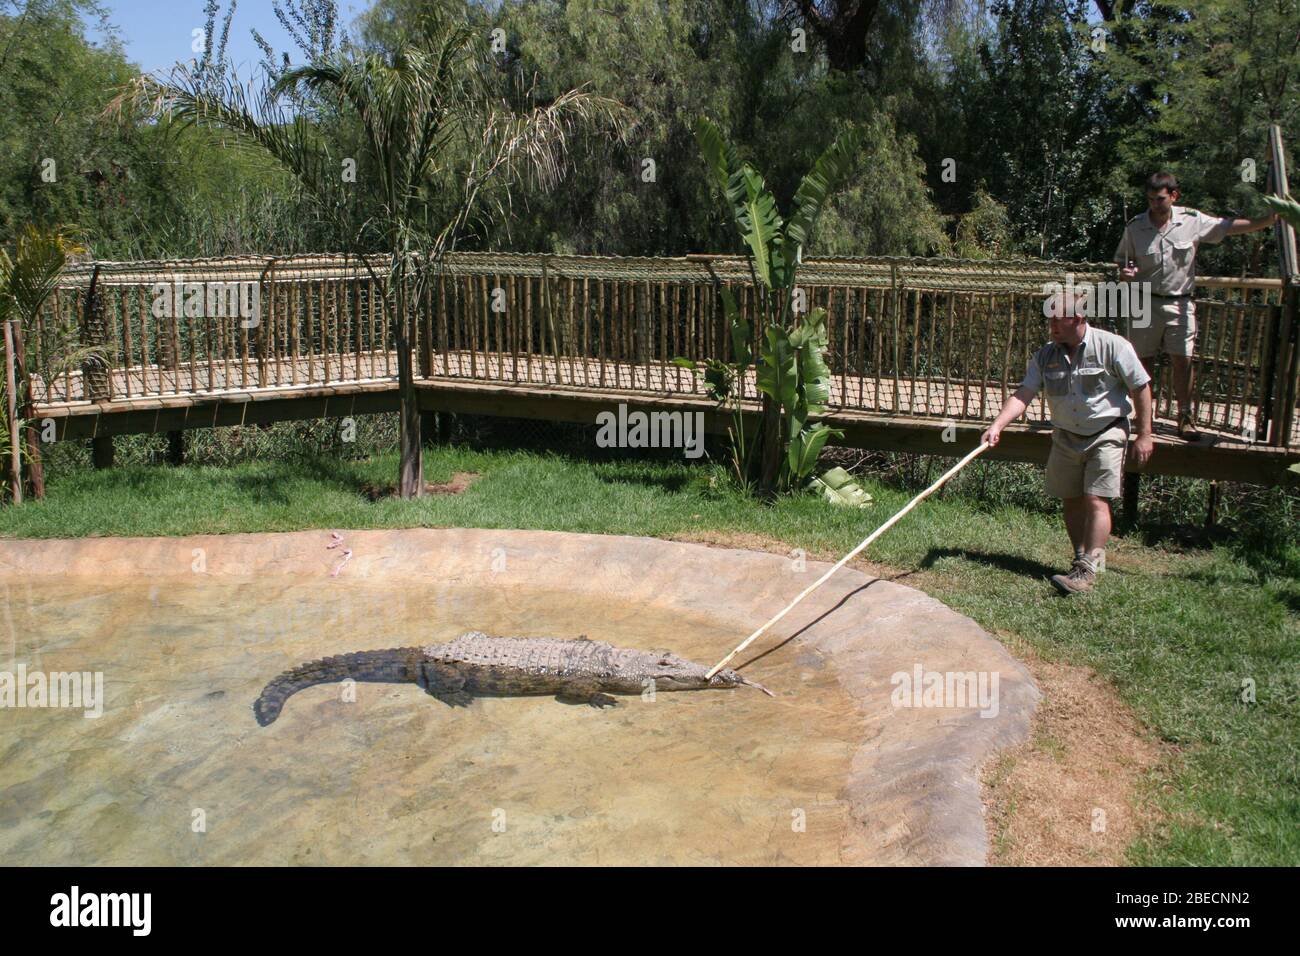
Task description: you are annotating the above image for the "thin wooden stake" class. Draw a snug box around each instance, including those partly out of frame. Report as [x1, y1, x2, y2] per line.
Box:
[322, 279, 331, 386]
[942, 293, 954, 418]
[568, 276, 578, 385]
[706, 441, 991, 679]
[858, 289, 868, 408]
[438, 270, 449, 380]
[121, 288, 134, 398]
[5, 320, 21, 504]
[581, 277, 590, 386]
[524, 275, 533, 383]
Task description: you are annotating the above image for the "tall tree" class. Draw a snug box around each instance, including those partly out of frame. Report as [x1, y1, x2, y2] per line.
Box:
[1099, 0, 1299, 274]
[115, 6, 627, 496]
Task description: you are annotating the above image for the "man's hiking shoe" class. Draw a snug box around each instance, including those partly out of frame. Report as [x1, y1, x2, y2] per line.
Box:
[1051, 554, 1099, 595]
[1073, 547, 1105, 573]
[1177, 412, 1202, 442]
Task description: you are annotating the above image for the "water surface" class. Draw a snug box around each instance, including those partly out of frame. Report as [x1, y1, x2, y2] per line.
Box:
[1, 577, 867, 865]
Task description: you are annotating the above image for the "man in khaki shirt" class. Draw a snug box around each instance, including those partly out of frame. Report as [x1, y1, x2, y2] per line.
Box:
[1114, 172, 1277, 440]
[981, 292, 1153, 595]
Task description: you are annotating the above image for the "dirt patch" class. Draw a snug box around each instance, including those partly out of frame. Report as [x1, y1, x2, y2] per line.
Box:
[977, 634, 1166, 866]
[668, 527, 1166, 865]
[360, 471, 480, 501]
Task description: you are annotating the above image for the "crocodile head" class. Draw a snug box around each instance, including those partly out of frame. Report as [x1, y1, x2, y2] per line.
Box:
[648, 651, 774, 697]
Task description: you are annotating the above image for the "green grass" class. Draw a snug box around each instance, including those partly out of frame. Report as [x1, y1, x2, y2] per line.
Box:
[2, 441, 1297, 865]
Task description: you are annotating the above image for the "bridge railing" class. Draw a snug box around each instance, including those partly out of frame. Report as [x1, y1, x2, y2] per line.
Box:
[35, 257, 396, 402]
[33, 252, 1300, 448]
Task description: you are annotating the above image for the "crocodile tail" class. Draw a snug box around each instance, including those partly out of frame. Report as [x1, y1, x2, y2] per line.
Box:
[253, 647, 425, 726]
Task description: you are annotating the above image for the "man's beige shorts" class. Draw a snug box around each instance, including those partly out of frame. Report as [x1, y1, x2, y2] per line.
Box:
[1127, 297, 1195, 359]
[1045, 423, 1129, 499]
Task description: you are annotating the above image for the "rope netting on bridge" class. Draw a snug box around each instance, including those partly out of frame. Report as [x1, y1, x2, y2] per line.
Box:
[54, 250, 1118, 291]
[24, 251, 1300, 449]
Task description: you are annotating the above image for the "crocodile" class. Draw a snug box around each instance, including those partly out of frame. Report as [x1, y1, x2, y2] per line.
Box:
[253, 631, 773, 726]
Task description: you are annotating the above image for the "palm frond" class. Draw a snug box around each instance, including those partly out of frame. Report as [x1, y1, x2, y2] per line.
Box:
[108, 66, 344, 225]
[785, 128, 864, 253]
[2, 225, 83, 329]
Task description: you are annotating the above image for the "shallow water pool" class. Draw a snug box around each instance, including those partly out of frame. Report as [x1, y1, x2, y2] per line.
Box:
[1, 576, 868, 865]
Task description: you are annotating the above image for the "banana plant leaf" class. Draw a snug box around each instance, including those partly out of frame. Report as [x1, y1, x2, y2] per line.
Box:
[719, 286, 751, 367]
[691, 117, 743, 201]
[702, 359, 734, 400]
[672, 357, 734, 401]
[757, 324, 797, 409]
[735, 164, 784, 290]
[809, 466, 873, 508]
[1263, 193, 1300, 230]
[791, 307, 833, 414]
[787, 422, 841, 482]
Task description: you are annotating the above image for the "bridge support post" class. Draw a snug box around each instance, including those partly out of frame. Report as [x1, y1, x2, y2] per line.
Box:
[91, 436, 114, 470]
[1206, 480, 1220, 530]
[1121, 470, 1140, 531]
[167, 430, 184, 466]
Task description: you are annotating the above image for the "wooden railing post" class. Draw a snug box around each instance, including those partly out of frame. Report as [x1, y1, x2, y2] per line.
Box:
[418, 262, 433, 380]
[81, 265, 114, 468]
[1273, 285, 1300, 447]
[257, 257, 281, 388]
[81, 265, 112, 401]
[1265, 124, 1300, 447]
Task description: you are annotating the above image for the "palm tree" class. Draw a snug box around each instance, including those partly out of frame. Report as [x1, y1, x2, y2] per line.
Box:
[113, 8, 627, 496]
[0, 225, 86, 502]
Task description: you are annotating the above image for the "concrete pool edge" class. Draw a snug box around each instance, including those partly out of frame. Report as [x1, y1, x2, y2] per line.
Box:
[0, 528, 1040, 866]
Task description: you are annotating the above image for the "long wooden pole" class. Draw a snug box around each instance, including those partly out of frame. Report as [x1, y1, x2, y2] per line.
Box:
[4, 320, 22, 504]
[705, 441, 991, 678]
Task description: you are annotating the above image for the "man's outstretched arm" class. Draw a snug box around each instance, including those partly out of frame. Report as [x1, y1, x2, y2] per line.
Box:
[1221, 213, 1278, 237]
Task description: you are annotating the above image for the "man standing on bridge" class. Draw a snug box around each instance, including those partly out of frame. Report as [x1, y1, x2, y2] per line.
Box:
[1114, 173, 1277, 441]
[981, 293, 1153, 595]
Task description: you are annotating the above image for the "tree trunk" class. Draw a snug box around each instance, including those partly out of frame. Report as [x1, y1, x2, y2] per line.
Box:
[792, 0, 882, 74]
[398, 370, 423, 496]
[395, 283, 422, 498]
[10, 321, 44, 498]
[81, 266, 114, 474]
[5, 320, 22, 503]
[757, 396, 782, 499]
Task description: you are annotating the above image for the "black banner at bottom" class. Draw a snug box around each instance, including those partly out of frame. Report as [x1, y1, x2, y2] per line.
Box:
[3, 866, 1286, 942]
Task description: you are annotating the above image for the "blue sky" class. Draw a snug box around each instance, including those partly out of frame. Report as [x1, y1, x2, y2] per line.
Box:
[85, 0, 368, 77]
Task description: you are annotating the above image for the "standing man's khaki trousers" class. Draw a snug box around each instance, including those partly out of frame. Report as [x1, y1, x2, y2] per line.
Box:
[1128, 296, 1195, 359]
[1044, 420, 1129, 499]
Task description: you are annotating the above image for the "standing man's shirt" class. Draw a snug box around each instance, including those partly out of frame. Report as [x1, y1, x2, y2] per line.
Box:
[1113, 206, 1234, 296]
[1020, 325, 1151, 434]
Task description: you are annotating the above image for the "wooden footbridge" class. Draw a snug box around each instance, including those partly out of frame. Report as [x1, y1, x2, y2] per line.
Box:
[18, 251, 1300, 487]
